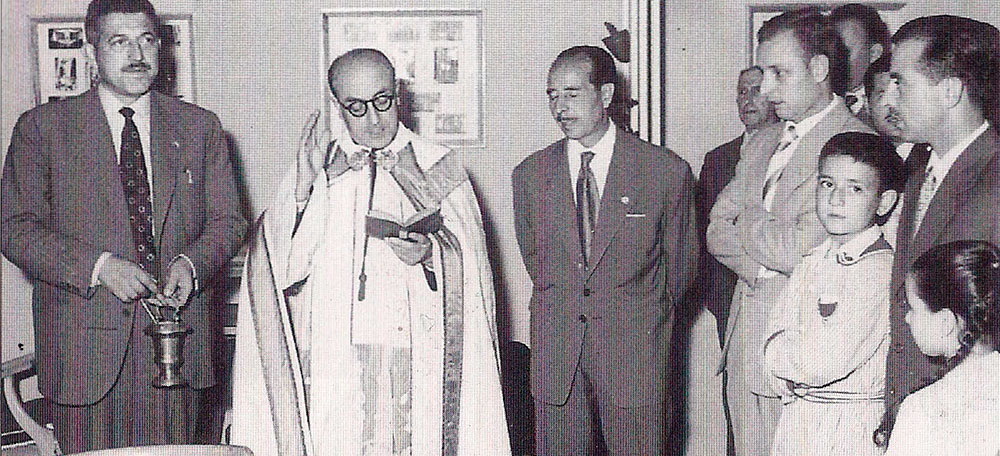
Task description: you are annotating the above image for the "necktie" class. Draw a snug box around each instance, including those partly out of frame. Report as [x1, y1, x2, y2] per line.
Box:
[119, 107, 158, 279]
[762, 123, 797, 202]
[913, 163, 938, 233]
[576, 151, 598, 266]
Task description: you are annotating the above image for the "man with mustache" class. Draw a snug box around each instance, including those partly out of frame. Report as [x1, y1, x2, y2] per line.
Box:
[1, 0, 246, 452]
[512, 45, 698, 454]
[863, 54, 921, 248]
[707, 8, 871, 456]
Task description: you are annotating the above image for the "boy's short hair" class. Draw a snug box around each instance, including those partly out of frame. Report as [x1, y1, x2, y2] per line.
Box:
[820, 131, 905, 193]
[820, 132, 904, 226]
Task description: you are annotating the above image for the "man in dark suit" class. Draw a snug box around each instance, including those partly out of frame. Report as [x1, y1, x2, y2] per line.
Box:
[877, 15, 1000, 444]
[707, 8, 870, 455]
[692, 65, 778, 346]
[512, 45, 698, 455]
[1, 0, 246, 452]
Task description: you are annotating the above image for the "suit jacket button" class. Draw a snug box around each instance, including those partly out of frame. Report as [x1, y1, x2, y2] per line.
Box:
[583, 288, 592, 296]
[578, 314, 588, 323]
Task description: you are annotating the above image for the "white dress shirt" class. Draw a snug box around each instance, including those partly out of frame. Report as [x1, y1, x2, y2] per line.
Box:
[91, 87, 195, 288]
[926, 121, 990, 194]
[762, 96, 840, 211]
[567, 124, 616, 204]
[756, 98, 840, 279]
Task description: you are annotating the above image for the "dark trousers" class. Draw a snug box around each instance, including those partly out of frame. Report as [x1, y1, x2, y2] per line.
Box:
[50, 308, 202, 453]
[535, 332, 667, 455]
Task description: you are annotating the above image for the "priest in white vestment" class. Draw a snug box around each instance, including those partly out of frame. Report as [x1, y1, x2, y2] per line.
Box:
[230, 48, 511, 456]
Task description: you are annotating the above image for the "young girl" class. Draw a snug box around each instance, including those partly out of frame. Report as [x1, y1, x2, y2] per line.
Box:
[885, 240, 1000, 456]
[764, 132, 904, 456]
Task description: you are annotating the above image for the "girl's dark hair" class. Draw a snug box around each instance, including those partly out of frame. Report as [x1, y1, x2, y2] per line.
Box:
[877, 240, 1000, 448]
[910, 240, 1000, 363]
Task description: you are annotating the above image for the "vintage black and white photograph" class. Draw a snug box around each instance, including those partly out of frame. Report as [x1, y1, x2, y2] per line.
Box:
[47, 27, 82, 49]
[53, 56, 77, 91]
[4, 2, 998, 455]
[433, 46, 459, 83]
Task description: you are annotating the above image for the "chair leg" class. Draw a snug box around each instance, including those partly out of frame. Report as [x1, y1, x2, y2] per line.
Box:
[3, 376, 61, 455]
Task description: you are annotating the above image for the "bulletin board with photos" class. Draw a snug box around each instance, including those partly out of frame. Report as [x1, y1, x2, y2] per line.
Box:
[31, 15, 196, 106]
[324, 9, 484, 147]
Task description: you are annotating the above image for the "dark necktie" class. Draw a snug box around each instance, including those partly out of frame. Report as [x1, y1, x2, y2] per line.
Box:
[119, 107, 158, 279]
[576, 151, 598, 266]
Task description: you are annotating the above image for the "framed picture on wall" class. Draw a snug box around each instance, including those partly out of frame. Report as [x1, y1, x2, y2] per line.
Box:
[31, 15, 196, 105]
[323, 8, 484, 147]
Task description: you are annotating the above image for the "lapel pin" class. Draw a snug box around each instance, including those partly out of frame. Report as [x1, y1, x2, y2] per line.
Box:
[171, 141, 180, 148]
[621, 196, 630, 205]
[185, 169, 193, 184]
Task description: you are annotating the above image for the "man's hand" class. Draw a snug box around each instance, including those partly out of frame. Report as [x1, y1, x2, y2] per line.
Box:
[295, 110, 331, 203]
[98, 256, 158, 302]
[161, 258, 195, 306]
[386, 232, 433, 266]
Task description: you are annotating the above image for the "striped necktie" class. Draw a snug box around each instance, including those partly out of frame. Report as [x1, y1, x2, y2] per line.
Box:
[913, 163, 938, 234]
[576, 151, 598, 266]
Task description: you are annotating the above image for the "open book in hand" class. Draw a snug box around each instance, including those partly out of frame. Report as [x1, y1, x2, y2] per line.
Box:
[365, 206, 444, 240]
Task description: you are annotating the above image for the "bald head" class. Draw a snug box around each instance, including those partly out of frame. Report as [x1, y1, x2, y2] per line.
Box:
[327, 48, 396, 99]
[327, 48, 400, 149]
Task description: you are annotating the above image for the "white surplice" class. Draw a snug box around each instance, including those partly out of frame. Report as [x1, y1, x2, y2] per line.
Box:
[230, 126, 510, 455]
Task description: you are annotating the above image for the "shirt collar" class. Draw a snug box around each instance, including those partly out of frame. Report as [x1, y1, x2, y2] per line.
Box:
[786, 96, 839, 138]
[97, 85, 150, 120]
[567, 123, 616, 159]
[826, 225, 887, 265]
[927, 120, 990, 179]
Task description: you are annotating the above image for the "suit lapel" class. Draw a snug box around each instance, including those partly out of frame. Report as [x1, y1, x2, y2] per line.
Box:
[543, 140, 586, 270]
[909, 127, 999, 258]
[742, 124, 782, 203]
[84, 90, 133, 249]
[587, 128, 633, 273]
[776, 103, 850, 196]
[150, 92, 182, 245]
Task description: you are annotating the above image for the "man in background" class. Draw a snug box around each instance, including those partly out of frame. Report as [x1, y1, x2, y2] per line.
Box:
[830, 3, 891, 125]
[684, 65, 777, 456]
[691, 65, 778, 347]
[1, 0, 246, 451]
[863, 54, 922, 247]
[708, 8, 870, 455]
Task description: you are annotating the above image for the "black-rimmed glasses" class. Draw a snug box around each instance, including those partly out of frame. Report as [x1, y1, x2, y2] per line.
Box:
[337, 93, 396, 117]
